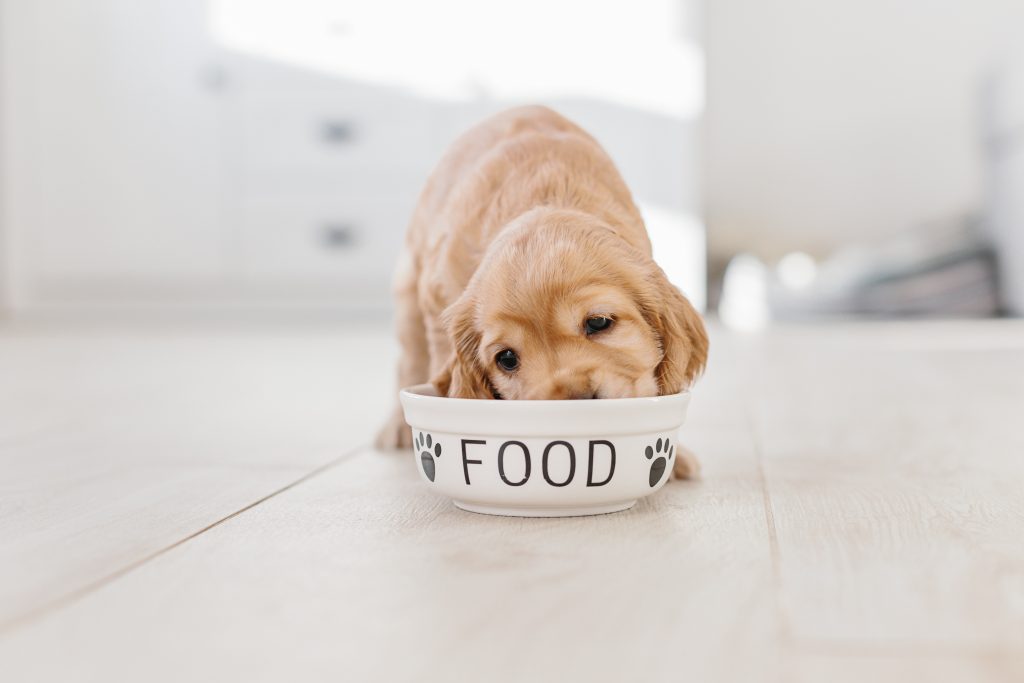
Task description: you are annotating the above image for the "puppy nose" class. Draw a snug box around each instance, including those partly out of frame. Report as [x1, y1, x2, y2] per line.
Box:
[541, 370, 594, 400]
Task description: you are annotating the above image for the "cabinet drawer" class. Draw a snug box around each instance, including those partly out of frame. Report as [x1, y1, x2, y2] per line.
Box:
[234, 91, 438, 183]
[236, 195, 415, 287]
[236, 162, 429, 201]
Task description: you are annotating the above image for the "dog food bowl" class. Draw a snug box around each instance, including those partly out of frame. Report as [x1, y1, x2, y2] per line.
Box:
[399, 384, 691, 517]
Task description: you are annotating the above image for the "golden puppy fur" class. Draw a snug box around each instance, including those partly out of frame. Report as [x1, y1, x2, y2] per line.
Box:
[377, 106, 708, 476]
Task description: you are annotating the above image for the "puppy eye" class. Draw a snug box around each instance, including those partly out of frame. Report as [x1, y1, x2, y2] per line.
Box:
[495, 349, 519, 372]
[585, 316, 614, 335]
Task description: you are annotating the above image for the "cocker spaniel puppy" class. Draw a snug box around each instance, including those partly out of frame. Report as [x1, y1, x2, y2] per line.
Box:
[378, 106, 708, 477]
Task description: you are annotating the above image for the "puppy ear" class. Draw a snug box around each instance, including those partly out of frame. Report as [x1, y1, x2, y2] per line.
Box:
[431, 294, 494, 399]
[645, 266, 709, 394]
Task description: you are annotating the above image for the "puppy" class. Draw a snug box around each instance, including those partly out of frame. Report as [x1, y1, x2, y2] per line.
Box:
[377, 106, 708, 478]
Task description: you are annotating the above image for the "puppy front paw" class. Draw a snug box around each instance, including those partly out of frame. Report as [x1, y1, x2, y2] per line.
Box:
[671, 443, 701, 480]
[374, 410, 413, 450]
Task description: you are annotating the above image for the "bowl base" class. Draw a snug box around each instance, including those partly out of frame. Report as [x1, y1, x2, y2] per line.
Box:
[453, 499, 637, 518]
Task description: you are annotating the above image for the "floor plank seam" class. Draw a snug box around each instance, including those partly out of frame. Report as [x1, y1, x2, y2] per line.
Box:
[747, 402, 792, 647]
[0, 443, 368, 636]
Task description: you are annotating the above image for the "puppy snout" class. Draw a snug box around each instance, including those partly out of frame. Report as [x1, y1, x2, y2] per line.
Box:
[565, 389, 597, 400]
[543, 385, 594, 400]
[534, 371, 595, 400]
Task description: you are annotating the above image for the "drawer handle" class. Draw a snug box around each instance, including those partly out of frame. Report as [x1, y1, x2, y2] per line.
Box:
[320, 120, 356, 144]
[320, 223, 358, 249]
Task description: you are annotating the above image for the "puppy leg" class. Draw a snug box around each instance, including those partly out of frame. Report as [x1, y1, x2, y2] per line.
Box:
[672, 442, 701, 480]
[375, 257, 429, 450]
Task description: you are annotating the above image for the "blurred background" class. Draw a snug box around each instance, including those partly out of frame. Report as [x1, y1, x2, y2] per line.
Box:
[0, 0, 1021, 328]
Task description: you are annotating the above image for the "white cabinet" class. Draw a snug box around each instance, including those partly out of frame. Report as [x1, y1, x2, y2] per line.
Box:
[235, 192, 413, 289]
[8, 0, 226, 290]
[2, 0, 429, 311]
[1, 0, 705, 313]
[221, 60, 443, 308]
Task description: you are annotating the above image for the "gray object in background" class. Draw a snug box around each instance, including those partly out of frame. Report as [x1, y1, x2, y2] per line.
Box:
[718, 217, 1000, 329]
[770, 220, 1000, 320]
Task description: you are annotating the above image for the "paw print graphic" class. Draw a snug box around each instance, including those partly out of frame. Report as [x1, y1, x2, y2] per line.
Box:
[645, 437, 674, 487]
[415, 432, 442, 482]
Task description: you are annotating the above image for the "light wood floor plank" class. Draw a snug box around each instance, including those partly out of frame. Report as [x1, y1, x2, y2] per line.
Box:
[750, 325, 1024, 657]
[3, 321, 1023, 681]
[0, 330, 782, 682]
[792, 651, 1024, 683]
[0, 322, 395, 626]
[0, 323, 397, 466]
[0, 447, 780, 682]
[1, 461, 313, 627]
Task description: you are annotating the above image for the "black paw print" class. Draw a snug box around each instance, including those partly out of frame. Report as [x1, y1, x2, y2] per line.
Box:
[415, 432, 441, 482]
[645, 438, 674, 487]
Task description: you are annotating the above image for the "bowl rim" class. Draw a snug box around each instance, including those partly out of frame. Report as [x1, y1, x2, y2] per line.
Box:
[399, 383, 691, 436]
[400, 383, 689, 407]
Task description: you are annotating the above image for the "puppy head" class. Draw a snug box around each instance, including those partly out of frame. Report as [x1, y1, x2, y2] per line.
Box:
[433, 210, 708, 400]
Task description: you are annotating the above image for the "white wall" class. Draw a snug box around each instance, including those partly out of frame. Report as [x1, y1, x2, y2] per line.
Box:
[705, 0, 1024, 262]
[0, 0, 31, 314]
[0, 0, 7, 313]
[0, 0, 22, 316]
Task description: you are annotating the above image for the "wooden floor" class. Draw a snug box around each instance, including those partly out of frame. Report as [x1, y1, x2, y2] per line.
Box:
[1, 319, 1023, 682]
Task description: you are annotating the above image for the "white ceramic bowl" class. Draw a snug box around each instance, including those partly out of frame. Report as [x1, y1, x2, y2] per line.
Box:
[399, 384, 691, 517]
